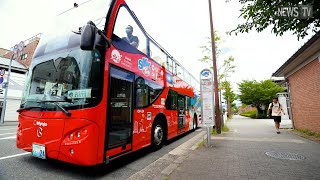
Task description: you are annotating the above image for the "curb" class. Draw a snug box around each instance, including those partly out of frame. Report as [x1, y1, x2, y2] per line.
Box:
[126, 129, 206, 180]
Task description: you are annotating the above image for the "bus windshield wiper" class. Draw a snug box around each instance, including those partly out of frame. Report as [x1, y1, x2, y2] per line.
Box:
[17, 106, 42, 112]
[37, 100, 72, 116]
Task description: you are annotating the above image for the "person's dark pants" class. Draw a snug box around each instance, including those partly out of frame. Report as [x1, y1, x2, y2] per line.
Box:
[272, 116, 281, 132]
[272, 116, 281, 123]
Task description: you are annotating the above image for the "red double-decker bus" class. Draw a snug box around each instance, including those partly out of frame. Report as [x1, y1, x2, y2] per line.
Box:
[17, 0, 201, 166]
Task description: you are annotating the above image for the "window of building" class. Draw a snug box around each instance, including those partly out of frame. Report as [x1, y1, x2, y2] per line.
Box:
[113, 6, 147, 53]
[20, 53, 28, 60]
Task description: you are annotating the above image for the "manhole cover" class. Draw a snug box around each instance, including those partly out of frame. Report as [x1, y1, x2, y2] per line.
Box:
[265, 151, 305, 160]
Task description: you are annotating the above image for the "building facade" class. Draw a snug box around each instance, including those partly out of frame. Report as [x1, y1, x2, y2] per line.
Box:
[0, 57, 27, 122]
[273, 32, 320, 133]
[3, 33, 41, 68]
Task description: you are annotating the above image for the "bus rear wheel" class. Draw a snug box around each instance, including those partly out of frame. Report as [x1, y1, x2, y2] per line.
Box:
[151, 121, 164, 151]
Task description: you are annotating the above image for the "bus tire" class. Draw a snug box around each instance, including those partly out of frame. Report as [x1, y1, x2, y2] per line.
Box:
[151, 120, 164, 151]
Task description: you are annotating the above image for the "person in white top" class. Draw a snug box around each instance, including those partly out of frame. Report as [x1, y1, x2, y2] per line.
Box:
[268, 97, 285, 134]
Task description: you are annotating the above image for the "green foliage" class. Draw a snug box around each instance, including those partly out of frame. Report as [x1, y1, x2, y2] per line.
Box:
[199, 33, 221, 64]
[199, 33, 236, 83]
[296, 129, 320, 138]
[163, 176, 169, 180]
[218, 56, 236, 82]
[221, 81, 236, 103]
[211, 128, 218, 135]
[231, 103, 238, 114]
[197, 140, 205, 148]
[222, 124, 230, 132]
[238, 80, 284, 110]
[240, 109, 257, 118]
[228, 0, 320, 39]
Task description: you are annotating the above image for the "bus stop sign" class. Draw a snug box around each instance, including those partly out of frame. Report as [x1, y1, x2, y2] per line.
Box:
[200, 69, 215, 127]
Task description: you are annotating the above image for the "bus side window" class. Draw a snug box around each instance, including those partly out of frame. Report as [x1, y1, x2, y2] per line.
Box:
[149, 42, 166, 66]
[166, 89, 177, 110]
[113, 6, 147, 53]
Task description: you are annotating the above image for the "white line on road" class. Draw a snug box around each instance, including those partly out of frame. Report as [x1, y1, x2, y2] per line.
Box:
[0, 152, 29, 161]
[0, 136, 16, 140]
[0, 132, 16, 136]
[0, 128, 17, 131]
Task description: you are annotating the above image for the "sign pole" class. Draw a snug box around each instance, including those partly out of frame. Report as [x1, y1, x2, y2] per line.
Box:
[208, 0, 221, 134]
[207, 126, 211, 146]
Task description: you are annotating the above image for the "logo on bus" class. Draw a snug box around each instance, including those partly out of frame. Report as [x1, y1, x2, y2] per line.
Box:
[37, 127, 43, 138]
[138, 57, 151, 76]
[34, 120, 48, 127]
[111, 49, 122, 63]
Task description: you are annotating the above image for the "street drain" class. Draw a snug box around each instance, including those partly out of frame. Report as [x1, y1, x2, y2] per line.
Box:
[265, 151, 305, 160]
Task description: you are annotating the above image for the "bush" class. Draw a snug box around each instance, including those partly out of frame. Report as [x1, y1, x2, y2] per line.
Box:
[240, 109, 257, 118]
[257, 113, 268, 119]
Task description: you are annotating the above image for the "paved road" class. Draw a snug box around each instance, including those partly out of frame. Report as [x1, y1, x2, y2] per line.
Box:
[0, 124, 201, 180]
[170, 115, 320, 180]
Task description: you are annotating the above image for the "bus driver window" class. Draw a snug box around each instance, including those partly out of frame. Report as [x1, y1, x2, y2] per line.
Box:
[122, 25, 139, 48]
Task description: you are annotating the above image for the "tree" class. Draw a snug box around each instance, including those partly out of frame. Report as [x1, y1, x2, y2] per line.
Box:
[229, 0, 320, 39]
[221, 81, 236, 117]
[199, 33, 236, 117]
[238, 80, 284, 117]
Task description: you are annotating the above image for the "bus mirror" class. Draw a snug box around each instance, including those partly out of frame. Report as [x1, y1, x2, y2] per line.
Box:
[80, 21, 97, 50]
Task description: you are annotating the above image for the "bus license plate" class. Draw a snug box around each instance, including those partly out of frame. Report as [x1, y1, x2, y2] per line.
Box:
[32, 144, 46, 159]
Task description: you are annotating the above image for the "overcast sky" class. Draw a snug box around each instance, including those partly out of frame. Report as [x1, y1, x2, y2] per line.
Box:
[0, 0, 315, 92]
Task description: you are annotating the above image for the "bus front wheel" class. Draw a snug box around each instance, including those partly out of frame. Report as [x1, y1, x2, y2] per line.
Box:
[151, 121, 164, 151]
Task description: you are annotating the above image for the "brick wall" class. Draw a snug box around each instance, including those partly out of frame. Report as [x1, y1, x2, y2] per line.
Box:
[288, 58, 320, 133]
[3, 39, 39, 68]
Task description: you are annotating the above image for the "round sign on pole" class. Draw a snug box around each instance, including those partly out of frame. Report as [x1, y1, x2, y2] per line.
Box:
[0, 69, 5, 76]
[18, 41, 24, 51]
[13, 44, 18, 54]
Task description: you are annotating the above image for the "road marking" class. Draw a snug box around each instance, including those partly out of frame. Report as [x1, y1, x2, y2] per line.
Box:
[0, 128, 17, 131]
[0, 152, 29, 161]
[0, 136, 16, 140]
[0, 132, 16, 136]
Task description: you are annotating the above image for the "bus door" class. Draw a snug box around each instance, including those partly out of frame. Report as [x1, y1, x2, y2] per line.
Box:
[177, 95, 186, 131]
[106, 67, 134, 158]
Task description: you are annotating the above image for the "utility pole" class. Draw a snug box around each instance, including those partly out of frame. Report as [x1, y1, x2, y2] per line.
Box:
[0, 42, 24, 124]
[208, 0, 221, 134]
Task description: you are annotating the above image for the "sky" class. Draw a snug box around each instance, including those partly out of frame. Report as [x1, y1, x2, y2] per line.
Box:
[0, 0, 315, 92]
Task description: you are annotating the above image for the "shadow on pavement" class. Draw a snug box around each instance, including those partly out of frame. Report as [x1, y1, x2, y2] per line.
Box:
[19, 129, 197, 179]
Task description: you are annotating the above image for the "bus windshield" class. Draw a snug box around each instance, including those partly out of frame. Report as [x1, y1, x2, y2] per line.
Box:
[21, 47, 103, 110]
[20, 0, 111, 110]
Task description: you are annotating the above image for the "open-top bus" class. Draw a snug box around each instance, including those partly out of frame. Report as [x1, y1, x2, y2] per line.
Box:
[16, 0, 201, 166]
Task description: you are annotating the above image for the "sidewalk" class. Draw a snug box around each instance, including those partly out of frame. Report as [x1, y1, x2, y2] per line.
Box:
[169, 115, 320, 180]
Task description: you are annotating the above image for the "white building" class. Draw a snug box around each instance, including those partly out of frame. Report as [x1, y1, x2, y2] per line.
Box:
[0, 57, 27, 122]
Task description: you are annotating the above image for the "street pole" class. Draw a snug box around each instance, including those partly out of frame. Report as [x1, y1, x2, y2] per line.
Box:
[0, 54, 14, 124]
[208, 0, 221, 134]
